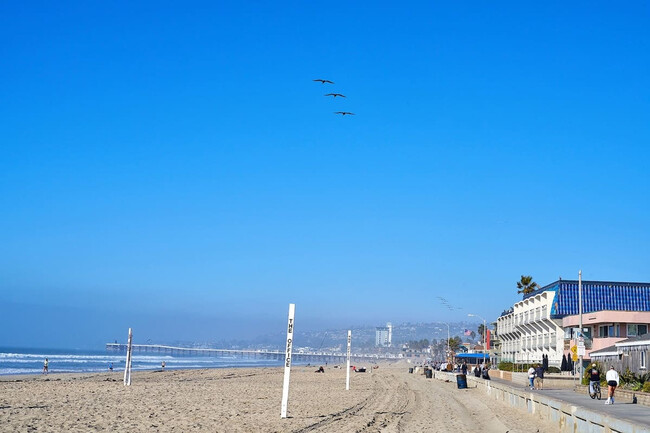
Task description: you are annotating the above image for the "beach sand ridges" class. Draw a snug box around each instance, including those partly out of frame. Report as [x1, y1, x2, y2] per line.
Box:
[0, 364, 557, 432]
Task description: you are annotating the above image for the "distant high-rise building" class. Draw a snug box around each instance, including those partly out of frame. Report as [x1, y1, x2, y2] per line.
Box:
[376, 322, 393, 347]
[387, 322, 392, 346]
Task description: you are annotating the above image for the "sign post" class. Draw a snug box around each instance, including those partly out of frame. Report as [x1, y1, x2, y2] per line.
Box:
[578, 270, 583, 379]
[346, 330, 351, 391]
[280, 304, 295, 419]
[577, 337, 586, 357]
[123, 328, 133, 386]
[570, 345, 578, 386]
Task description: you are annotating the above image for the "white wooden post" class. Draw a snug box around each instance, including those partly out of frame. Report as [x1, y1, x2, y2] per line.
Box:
[280, 304, 295, 419]
[346, 330, 351, 390]
[123, 328, 133, 386]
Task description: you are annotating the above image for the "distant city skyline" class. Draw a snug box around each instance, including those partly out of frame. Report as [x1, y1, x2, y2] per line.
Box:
[1, 1, 648, 349]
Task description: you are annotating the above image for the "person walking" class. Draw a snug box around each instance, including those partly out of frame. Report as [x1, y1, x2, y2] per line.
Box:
[42, 358, 49, 375]
[605, 366, 620, 404]
[461, 362, 467, 375]
[481, 364, 491, 380]
[527, 366, 536, 389]
[534, 364, 545, 390]
[589, 364, 601, 396]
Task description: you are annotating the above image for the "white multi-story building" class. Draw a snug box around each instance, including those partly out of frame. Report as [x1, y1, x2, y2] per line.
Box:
[497, 288, 564, 367]
[375, 322, 392, 347]
[387, 322, 392, 345]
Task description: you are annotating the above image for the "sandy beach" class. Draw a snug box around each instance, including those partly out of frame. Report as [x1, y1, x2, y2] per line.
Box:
[1, 363, 557, 432]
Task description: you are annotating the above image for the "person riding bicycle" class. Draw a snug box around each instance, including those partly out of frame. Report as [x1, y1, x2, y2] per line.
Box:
[589, 363, 601, 396]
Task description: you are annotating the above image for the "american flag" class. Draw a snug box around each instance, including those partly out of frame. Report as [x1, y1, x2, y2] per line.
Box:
[464, 329, 472, 336]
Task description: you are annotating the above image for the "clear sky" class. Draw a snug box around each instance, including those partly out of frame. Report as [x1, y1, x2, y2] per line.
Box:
[1, 1, 648, 349]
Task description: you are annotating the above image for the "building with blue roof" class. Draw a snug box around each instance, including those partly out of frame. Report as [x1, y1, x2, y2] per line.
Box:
[496, 279, 650, 368]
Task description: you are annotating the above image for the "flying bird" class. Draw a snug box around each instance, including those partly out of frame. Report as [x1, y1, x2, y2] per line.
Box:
[313, 79, 334, 84]
[325, 93, 346, 98]
[334, 111, 355, 116]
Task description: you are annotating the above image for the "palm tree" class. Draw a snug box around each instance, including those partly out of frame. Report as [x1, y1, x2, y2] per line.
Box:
[517, 275, 539, 295]
[447, 336, 462, 352]
[477, 324, 485, 339]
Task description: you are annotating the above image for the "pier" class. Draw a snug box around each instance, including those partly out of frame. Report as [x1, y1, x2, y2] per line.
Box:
[105, 343, 395, 363]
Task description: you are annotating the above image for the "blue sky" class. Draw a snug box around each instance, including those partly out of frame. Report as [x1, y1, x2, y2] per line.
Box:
[1, 1, 648, 348]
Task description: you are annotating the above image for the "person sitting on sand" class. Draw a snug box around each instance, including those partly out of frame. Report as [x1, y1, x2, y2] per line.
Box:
[315, 366, 325, 373]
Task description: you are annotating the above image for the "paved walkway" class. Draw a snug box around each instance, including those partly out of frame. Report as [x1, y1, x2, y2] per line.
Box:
[489, 376, 650, 428]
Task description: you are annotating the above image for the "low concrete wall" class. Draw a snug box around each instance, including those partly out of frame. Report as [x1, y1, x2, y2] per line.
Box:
[575, 384, 650, 407]
[432, 371, 649, 433]
[495, 370, 583, 389]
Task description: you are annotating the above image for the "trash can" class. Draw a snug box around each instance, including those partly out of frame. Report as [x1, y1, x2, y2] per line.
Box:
[456, 374, 467, 389]
[409, 367, 413, 374]
[425, 369, 433, 379]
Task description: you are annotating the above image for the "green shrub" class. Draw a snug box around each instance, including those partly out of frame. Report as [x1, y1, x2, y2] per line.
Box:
[621, 367, 636, 385]
[631, 382, 643, 391]
[643, 381, 650, 393]
[498, 362, 513, 371]
[497, 362, 558, 373]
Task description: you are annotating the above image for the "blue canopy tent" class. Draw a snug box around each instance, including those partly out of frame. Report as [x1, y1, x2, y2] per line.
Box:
[454, 353, 488, 364]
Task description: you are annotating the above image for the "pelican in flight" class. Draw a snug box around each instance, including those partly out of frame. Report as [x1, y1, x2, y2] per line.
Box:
[334, 111, 355, 116]
[313, 79, 334, 84]
[325, 93, 346, 98]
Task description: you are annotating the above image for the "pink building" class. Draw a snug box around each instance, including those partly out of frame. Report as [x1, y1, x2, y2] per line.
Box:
[563, 311, 650, 360]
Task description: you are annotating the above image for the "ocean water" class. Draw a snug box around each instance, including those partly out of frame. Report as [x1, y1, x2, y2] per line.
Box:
[0, 347, 286, 376]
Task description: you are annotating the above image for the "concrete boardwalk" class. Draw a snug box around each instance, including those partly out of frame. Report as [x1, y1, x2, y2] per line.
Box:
[490, 375, 650, 428]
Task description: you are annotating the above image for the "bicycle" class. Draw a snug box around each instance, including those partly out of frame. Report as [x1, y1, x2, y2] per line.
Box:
[589, 381, 601, 400]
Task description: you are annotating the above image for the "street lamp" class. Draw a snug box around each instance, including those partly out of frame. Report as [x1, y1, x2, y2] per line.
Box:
[468, 313, 487, 366]
[443, 323, 450, 361]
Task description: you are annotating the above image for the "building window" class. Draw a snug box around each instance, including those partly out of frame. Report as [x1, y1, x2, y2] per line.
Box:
[642, 351, 647, 370]
[628, 324, 637, 337]
[627, 324, 647, 337]
[600, 325, 621, 338]
[599, 326, 609, 338]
